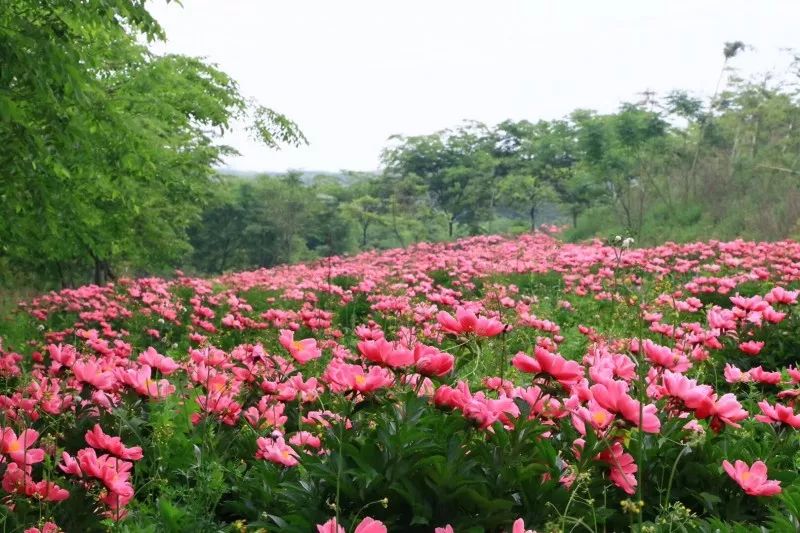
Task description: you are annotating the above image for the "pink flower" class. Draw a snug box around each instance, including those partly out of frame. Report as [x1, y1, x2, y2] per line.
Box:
[597, 441, 638, 494]
[762, 307, 786, 324]
[59, 451, 82, 476]
[255, 436, 299, 467]
[692, 393, 748, 432]
[46, 344, 76, 369]
[316, 518, 344, 533]
[724, 364, 750, 384]
[2, 463, 70, 502]
[642, 339, 690, 372]
[572, 400, 615, 434]
[32, 479, 70, 501]
[463, 392, 520, 430]
[0, 428, 45, 465]
[512, 518, 535, 533]
[279, 329, 322, 364]
[354, 517, 387, 533]
[722, 460, 781, 496]
[512, 347, 583, 388]
[288, 431, 322, 450]
[437, 307, 504, 337]
[749, 366, 782, 385]
[707, 307, 737, 330]
[765, 286, 798, 305]
[24, 522, 61, 533]
[414, 344, 454, 376]
[316, 517, 386, 533]
[357, 338, 414, 368]
[69, 448, 134, 499]
[433, 381, 472, 410]
[137, 347, 179, 375]
[435, 526, 454, 533]
[755, 401, 800, 429]
[117, 365, 175, 399]
[85, 425, 143, 461]
[72, 359, 115, 390]
[590, 381, 660, 433]
[739, 341, 764, 356]
[325, 361, 394, 394]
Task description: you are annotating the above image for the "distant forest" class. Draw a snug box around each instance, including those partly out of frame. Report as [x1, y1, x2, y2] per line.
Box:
[188, 44, 800, 277]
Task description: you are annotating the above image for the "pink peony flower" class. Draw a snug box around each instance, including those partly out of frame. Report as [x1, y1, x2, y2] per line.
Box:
[255, 436, 299, 467]
[354, 517, 387, 533]
[84, 424, 143, 461]
[738, 340, 764, 356]
[0, 428, 45, 465]
[597, 441, 638, 494]
[512, 518, 536, 533]
[755, 401, 800, 429]
[357, 338, 414, 368]
[437, 307, 504, 337]
[414, 344, 454, 376]
[137, 347, 179, 375]
[512, 347, 583, 388]
[279, 329, 322, 364]
[722, 460, 781, 496]
[590, 381, 660, 433]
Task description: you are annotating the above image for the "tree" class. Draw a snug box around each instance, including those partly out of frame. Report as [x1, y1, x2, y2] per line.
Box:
[572, 105, 672, 237]
[343, 195, 383, 248]
[187, 178, 249, 274]
[0, 0, 305, 286]
[497, 174, 557, 230]
[493, 119, 577, 229]
[382, 122, 496, 237]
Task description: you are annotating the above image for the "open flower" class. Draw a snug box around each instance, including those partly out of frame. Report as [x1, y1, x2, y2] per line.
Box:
[1, 428, 45, 465]
[738, 341, 764, 356]
[590, 381, 660, 433]
[255, 436, 299, 467]
[85, 424, 143, 461]
[316, 517, 386, 533]
[722, 460, 781, 496]
[597, 441, 638, 494]
[437, 307, 504, 337]
[512, 347, 583, 388]
[414, 344, 454, 376]
[755, 401, 800, 429]
[357, 338, 414, 368]
[137, 347, 179, 375]
[279, 329, 322, 364]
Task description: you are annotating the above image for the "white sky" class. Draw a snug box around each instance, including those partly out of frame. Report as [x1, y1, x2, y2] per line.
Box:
[146, 0, 799, 173]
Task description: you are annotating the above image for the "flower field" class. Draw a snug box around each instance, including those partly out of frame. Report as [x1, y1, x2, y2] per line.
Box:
[2, 232, 800, 532]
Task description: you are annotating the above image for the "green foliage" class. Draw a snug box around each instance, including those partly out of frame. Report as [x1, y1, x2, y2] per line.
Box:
[0, 0, 304, 288]
[382, 122, 497, 237]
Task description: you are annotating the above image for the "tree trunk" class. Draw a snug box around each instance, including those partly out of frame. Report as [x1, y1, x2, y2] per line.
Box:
[448, 218, 454, 238]
[362, 222, 368, 247]
[103, 261, 116, 282]
[572, 209, 578, 228]
[56, 261, 67, 289]
[529, 205, 536, 231]
[390, 198, 405, 247]
[93, 257, 102, 285]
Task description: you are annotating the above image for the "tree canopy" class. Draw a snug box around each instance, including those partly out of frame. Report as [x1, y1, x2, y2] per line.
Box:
[0, 0, 304, 286]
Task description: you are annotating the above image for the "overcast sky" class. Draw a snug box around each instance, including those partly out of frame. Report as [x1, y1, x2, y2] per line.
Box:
[146, 1, 799, 173]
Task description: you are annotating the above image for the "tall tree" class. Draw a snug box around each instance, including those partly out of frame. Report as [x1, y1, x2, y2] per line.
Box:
[382, 122, 496, 237]
[0, 0, 304, 286]
[493, 119, 577, 229]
